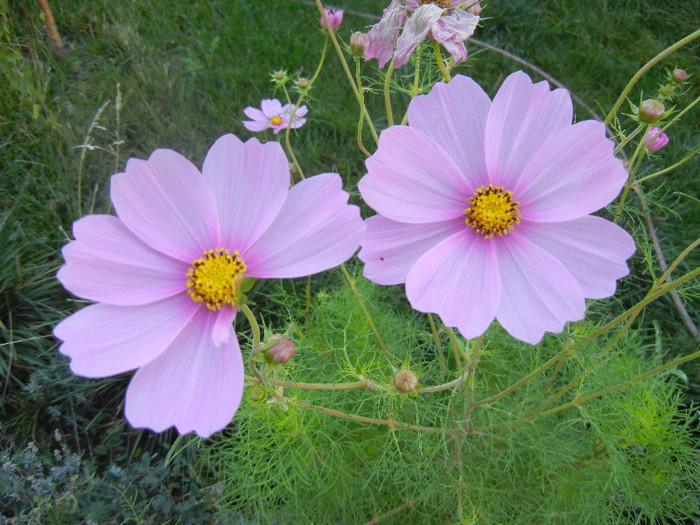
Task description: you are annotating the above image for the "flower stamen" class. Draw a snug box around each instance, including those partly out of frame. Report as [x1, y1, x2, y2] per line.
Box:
[270, 116, 283, 126]
[418, 0, 452, 7]
[464, 184, 520, 239]
[186, 249, 247, 310]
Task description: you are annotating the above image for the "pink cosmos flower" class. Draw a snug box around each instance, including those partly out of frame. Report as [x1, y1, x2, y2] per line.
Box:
[54, 134, 365, 437]
[643, 126, 669, 152]
[320, 8, 343, 31]
[358, 71, 636, 345]
[243, 99, 308, 134]
[365, 0, 480, 69]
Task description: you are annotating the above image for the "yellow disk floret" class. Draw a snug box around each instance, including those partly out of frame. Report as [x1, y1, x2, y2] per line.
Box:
[270, 116, 283, 125]
[464, 184, 521, 239]
[186, 248, 247, 310]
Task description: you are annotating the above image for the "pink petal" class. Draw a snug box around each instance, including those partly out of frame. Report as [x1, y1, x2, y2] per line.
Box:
[53, 295, 200, 378]
[429, 10, 479, 63]
[485, 71, 573, 190]
[124, 308, 244, 438]
[516, 217, 635, 299]
[260, 98, 284, 117]
[57, 215, 188, 306]
[515, 121, 628, 221]
[201, 135, 289, 251]
[212, 305, 236, 347]
[243, 107, 267, 122]
[493, 232, 585, 345]
[111, 151, 219, 263]
[407, 75, 491, 189]
[360, 126, 472, 223]
[405, 229, 501, 340]
[359, 215, 464, 285]
[243, 173, 364, 278]
[366, 0, 407, 68]
[394, 4, 444, 68]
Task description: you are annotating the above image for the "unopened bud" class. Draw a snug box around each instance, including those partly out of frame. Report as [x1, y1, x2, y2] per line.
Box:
[350, 32, 368, 57]
[639, 99, 665, 123]
[297, 77, 310, 90]
[643, 126, 669, 152]
[250, 386, 267, 402]
[672, 68, 688, 83]
[394, 369, 418, 393]
[265, 334, 296, 364]
[273, 70, 286, 81]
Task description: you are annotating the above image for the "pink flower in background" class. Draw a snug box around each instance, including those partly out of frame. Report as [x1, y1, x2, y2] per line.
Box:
[365, 0, 480, 68]
[243, 99, 308, 134]
[359, 71, 635, 345]
[320, 8, 343, 31]
[54, 134, 365, 437]
[643, 126, 669, 152]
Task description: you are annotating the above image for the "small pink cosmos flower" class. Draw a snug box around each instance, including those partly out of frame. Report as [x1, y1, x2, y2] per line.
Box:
[643, 126, 669, 152]
[54, 134, 365, 438]
[365, 0, 480, 69]
[243, 99, 308, 134]
[320, 8, 343, 31]
[358, 71, 636, 345]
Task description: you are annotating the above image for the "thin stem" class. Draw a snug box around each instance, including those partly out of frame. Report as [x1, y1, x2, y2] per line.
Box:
[293, 399, 451, 434]
[445, 327, 463, 369]
[476, 348, 573, 406]
[364, 501, 413, 525]
[613, 124, 644, 156]
[354, 57, 372, 157]
[340, 264, 389, 360]
[427, 313, 447, 372]
[536, 349, 700, 420]
[316, 0, 379, 144]
[589, 263, 700, 339]
[384, 58, 395, 126]
[605, 28, 700, 126]
[433, 41, 451, 82]
[633, 148, 698, 185]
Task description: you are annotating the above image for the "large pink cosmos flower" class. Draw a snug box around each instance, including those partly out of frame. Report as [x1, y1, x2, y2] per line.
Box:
[365, 0, 480, 69]
[358, 71, 636, 345]
[54, 134, 365, 437]
[243, 99, 308, 134]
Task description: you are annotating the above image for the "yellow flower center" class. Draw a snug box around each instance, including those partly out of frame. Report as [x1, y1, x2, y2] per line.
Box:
[464, 184, 521, 239]
[418, 0, 451, 7]
[270, 116, 283, 125]
[186, 249, 247, 310]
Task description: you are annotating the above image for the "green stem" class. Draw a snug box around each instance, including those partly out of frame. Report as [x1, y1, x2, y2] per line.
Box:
[605, 28, 700, 126]
[613, 124, 644, 156]
[384, 58, 395, 126]
[633, 147, 698, 186]
[355, 57, 372, 157]
[433, 41, 451, 82]
[535, 349, 700, 420]
[316, 0, 379, 144]
[427, 313, 447, 372]
[445, 327, 463, 369]
[340, 264, 389, 361]
[476, 348, 573, 406]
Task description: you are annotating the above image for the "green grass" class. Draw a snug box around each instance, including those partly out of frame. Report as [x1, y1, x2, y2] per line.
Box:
[1, 0, 698, 522]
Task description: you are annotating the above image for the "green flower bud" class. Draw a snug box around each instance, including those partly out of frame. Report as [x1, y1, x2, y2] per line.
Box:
[350, 32, 368, 57]
[394, 369, 418, 393]
[639, 99, 665, 123]
[297, 77, 310, 90]
[250, 386, 267, 402]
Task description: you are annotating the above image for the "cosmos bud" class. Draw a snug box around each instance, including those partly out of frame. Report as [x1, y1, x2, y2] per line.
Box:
[265, 334, 296, 364]
[393, 369, 418, 393]
[639, 99, 665, 123]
